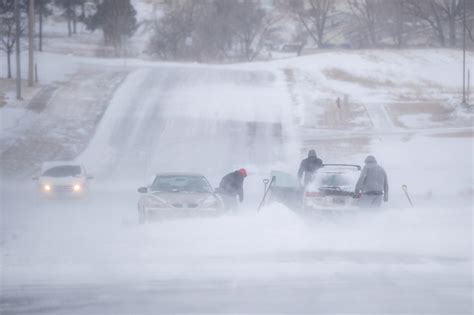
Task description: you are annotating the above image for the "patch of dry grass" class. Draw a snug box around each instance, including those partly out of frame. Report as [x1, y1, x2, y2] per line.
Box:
[386, 102, 454, 127]
[0, 92, 5, 108]
[315, 100, 371, 130]
[323, 68, 395, 88]
[430, 130, 474, 138]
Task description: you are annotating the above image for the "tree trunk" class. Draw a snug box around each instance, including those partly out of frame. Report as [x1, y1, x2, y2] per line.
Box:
[395, 0, 404, 48]
[39, 0, 43, 51]
[73, 10, 77, 34]
[437, 25, 446, 46]
[7, 50, 12, 79]
[431, 1, 446, 46]
[449, 15, 456, 46]
[28, 0, 35, 87]
[67, 7, 72, 36]
[15, 0, 21, 99]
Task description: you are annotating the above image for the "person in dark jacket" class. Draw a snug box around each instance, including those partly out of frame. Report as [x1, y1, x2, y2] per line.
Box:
[219, 168, 247, 209]
[298, 150, 323, 186]
[354, 155, 388, 208]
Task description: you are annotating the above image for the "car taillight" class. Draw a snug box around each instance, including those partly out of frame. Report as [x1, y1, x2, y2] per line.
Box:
[306, 191, 321, 197]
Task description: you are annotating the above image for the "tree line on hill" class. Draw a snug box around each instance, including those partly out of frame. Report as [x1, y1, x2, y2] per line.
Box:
[1, 0, 473, 74]
[149, 0, 474, 62]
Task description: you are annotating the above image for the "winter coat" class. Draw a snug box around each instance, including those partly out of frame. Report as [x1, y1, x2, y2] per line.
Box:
[355, 157, 388, 199]
[298, 156, 323, 185]
[219, 171, 245, 202]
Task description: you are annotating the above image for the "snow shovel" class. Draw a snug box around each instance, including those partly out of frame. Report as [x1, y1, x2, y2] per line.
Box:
[258, 176, 275, 212]
[402, 184, 413, 207]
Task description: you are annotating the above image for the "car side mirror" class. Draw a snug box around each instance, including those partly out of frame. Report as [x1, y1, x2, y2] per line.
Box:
[32, 177, 39, 180]
[137, 187, 148, 193]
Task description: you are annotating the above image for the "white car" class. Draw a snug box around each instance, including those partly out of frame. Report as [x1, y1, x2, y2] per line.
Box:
[33, 161, 93, 197]
[137, 173, 226, 223]
[303, 164, 361, 213]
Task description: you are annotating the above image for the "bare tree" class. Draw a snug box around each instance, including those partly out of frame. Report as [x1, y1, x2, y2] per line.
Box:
[437, 0, 463, 46]
[149, 0, 282, 62]
[287, 0, 334, 48]
[0, 0, 24, 79]
[54, 0, 83, 36]
[148, 0, 198, 60]
[54, 0, 72, 36]
[86, 0, 137, 56]
[347, 0, 381, 47]
[406, 0, 463, 47]
[466, 0, 474, 42]
[232, 0, 281, 61]
[385, 0, 406, 48]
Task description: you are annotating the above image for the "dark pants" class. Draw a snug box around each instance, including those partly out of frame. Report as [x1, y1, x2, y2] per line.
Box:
[358, 192, 383, 208]
[220, 193, 238, 211]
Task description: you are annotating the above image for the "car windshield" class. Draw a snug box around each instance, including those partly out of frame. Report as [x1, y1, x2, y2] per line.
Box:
[150, 175, 212, 193]
[42, 165, 82, 177]
[310, 169, 360, 191]
[319, 173, 351, 187]
[270, 170, 299, 188]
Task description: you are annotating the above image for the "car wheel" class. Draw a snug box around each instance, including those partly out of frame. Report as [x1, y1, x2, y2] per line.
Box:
[138, 207, 146, 224]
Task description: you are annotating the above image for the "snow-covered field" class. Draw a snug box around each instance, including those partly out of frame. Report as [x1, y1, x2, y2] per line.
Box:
[1, 46, 473, 314]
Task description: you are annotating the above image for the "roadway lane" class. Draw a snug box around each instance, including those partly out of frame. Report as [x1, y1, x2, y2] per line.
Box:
[80, 66, 293, 183]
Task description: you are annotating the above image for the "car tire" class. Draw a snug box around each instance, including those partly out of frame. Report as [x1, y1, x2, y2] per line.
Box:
[138, 207, 146, 224]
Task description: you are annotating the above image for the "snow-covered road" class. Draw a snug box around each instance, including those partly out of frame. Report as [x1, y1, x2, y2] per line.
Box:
[1, 65, 472, 314]
[79, 66, 295, 182]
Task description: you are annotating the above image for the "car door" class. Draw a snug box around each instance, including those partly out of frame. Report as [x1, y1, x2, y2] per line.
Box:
[268, 170, 303, 210]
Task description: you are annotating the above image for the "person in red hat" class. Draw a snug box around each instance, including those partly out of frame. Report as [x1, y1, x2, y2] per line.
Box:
[218, 168, 247, 209]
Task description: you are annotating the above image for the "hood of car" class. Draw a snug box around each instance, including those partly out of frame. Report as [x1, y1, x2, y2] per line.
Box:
[39, 176, 86, 186]
[146, 191, 220, 208]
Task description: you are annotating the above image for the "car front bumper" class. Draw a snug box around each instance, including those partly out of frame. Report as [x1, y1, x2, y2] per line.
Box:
[144, 207, 226, 220]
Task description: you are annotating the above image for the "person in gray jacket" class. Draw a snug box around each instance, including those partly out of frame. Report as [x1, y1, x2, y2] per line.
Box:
[354, 155, 388, 208]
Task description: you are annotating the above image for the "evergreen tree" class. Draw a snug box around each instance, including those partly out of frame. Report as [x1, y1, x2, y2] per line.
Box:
[86, 0, 137, 56]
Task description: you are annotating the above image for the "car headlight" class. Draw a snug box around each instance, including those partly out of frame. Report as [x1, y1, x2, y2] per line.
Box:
[43, 184, 51, 191]
[201, 196, 219, 208]
[73, 184, 82, 192]
[146, 196, 167, 208]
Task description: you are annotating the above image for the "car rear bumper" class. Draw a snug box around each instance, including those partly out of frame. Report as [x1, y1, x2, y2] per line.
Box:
[303, 206, 359, 214]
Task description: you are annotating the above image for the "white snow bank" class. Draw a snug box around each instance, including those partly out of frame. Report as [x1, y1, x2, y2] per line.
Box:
[0, 51, 79, 85]
[369, 133, 473, 197]
[236, 49, 473, 104]
[2, 199, 471, 285]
